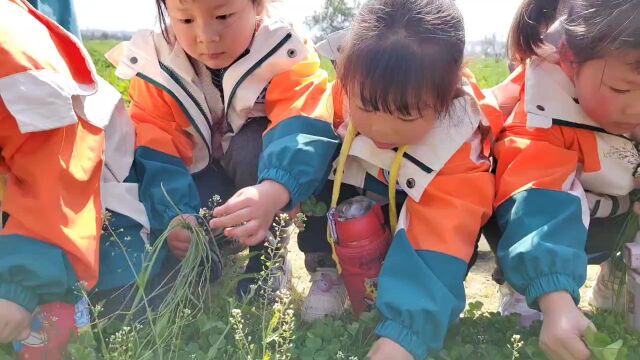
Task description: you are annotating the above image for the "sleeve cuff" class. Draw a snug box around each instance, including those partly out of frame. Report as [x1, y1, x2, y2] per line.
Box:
[259, 168, 304, 209]
[525, 273, 581, 311]
[375, 319, 426, 360]
[0, 282, 38, 313]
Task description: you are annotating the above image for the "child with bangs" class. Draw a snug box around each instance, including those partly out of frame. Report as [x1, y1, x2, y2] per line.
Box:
[303, 0, 499, 358]
[106, 0, 340, 300]
[491, 0, 640, 359]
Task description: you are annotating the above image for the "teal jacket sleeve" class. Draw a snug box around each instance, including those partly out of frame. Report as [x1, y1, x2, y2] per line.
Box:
[258, 116, 339, 207]
[0, 235, 78, 312]
[375, 232, 469, 360]
[495, 188, 589, 309]
[373, 144, 494, 359]
[131, 146, 201, 236]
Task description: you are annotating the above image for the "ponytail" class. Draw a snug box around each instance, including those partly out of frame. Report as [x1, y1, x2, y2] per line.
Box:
[507, 0, 560, 64]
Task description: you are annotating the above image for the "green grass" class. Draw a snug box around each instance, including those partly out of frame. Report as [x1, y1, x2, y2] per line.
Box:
[467, 58, 510, 89]
[85, 40, 131, 103]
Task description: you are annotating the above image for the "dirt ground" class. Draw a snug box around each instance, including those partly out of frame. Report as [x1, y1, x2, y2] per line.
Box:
[287, 235, 600, 312]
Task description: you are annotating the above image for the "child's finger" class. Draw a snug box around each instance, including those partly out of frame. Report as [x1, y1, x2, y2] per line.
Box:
[172, 214, 197, 227]
[169, 242, 190, 259]
[212, 195, 250, 218]
[564, 339, 590, 360]
[224, 220, 259, 240]
[243, 230, 267, 246]
[170, 240, 191, 251]
[171, 249, 187, 260]
[540, 339, 567, 360]
[551, 342, 576, 360]
[0, 322, 9, 343]
[542, 347, 566, 360]
[167, 229, 191, 246]
[7, 320, 29, 344]
[16, 326, 31, 342]
[210, 208, 252, 230]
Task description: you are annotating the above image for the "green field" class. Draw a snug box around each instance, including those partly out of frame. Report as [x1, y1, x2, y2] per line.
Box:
[84, 39, 509, 102]
[467, 58, 510, 89]
[86, 40, 131, 103]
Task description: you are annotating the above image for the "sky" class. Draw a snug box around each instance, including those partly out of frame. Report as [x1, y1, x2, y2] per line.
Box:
[76, 0, 521, 41]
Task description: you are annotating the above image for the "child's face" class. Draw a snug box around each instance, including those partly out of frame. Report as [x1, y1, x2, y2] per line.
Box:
[166, 0, 263, 69]
[347, 96, 436, 149]
[571, 51, 640, 135]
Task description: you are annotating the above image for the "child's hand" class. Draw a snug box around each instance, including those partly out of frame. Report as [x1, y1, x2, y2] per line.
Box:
[0, 299, 31, 343]
[538, 291, 593, 360]
[210, 181, 290, 246]
[367, 338, 414, 360]
[167, 215, 197, 260]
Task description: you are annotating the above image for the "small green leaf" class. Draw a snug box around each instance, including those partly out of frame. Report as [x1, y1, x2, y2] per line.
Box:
[346, 322, 360, 336]
[300, 347, 316, 359]
[585, 327, 624, 360]
[313, 202, 328, 216]
[305, 336, 323, 349]
[314, 350, 331, 360]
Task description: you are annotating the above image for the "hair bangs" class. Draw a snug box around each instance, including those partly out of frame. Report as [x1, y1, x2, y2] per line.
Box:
[339, 37, 461, 117]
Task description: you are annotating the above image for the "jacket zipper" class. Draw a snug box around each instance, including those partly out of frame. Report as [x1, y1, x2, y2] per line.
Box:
[223, 33, 293, 126]
[158, 63, 214, 161]
[152, 32, 294, 168]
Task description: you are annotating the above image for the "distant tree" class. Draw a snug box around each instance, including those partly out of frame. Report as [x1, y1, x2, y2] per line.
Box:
[306, 0, 360, 42]
[480, 34, 504, 59]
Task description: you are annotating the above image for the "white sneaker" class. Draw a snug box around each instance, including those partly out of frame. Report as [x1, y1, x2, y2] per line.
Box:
[301, 268, 349, 323]
[499, 283, 543, 327]
[588, 262, 625, 311]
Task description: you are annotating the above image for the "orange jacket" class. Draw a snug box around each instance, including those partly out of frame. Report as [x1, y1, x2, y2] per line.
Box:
[331, 74, 495, 359]
[106, 19, 339, 225]
[0, 0, 104, 311]
[494, 57, 639, 311]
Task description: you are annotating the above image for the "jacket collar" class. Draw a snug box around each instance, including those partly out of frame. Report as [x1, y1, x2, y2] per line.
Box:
[525, 57, 601, 129]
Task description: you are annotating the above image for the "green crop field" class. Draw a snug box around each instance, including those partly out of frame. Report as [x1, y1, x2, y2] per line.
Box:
[83, 39, 509, 103]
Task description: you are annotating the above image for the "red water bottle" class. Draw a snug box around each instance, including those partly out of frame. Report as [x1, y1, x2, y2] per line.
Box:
[13, 302, 82, 360]
[329, 196, 391, 314]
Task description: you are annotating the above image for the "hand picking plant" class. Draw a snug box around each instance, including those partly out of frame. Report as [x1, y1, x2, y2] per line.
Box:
[65, 189, 225, 360]
[5, 192, 640, 359]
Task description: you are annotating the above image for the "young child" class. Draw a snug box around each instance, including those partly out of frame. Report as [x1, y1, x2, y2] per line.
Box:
[316, 0, 496, 358]
[1, 3, 207, 343]
[0, 0, 106, 344]
[107, 0, 338, 297]
[0, 1, 79, 231]
[493, 0, 640, 359]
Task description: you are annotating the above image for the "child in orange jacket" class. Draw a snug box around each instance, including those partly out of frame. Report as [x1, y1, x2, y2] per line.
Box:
[493, 0, 640, 359]
[0, 0, 105, 344]
[304, 1, 499, 358]
[108, 0, 339, 298]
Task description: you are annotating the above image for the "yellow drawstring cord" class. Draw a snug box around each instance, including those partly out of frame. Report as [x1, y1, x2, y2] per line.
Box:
[388, 145, 408, 233]
[327, 122, 358, 273]
[328, 121, 407, 273]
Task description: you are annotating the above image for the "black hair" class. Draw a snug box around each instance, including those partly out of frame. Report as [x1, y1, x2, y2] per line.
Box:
[509, 0, 640, 65]
[338, 0, 465, 117]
